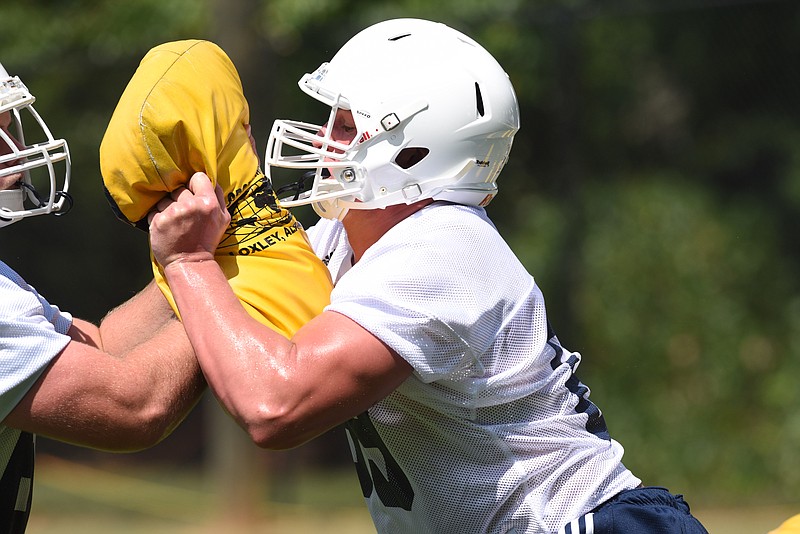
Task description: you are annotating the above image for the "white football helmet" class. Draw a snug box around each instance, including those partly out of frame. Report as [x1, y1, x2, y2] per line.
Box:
[266, 18, 520, 220]
[0, 62, 71, 228]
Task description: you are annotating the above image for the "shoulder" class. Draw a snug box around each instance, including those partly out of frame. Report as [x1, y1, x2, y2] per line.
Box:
[0, 260, 27, 288]
[339, 202, 522, 301]
[365, 202, 489, 249]
[400, 203, 501, 255]
[376, 202, 513, 276]
[0, 261, 38, 310]
[0, 261, 73, 335]
[413, 202, 495, 232]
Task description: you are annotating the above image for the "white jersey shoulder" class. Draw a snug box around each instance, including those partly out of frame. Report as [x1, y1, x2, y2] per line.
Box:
[0, 260, 72, 420]
[307, 204, 640, 533]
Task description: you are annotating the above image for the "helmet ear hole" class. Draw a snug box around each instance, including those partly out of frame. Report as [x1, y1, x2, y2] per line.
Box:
[394, 147, 429, 169]
[475, 82, 485, 117]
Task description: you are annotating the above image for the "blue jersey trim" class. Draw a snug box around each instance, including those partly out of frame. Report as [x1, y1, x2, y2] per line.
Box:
[547, 322, 611, 440]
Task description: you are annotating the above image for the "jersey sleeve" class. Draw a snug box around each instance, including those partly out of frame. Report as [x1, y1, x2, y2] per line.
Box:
[326, 206, 519, 383]
[330, 288, 475, 383]
[0, 264, 72, 421]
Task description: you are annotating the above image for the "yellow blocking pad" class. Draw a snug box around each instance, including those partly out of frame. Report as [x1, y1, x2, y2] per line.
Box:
[771, 514, 800, 534]
[100, 40, 332, 336]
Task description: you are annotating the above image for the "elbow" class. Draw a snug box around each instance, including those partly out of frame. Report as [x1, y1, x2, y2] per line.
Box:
[249, 427, 308, 451]
[120, 378, 204, 450]
[238, 405, 316, 451]
[113, 407, 177, 451]
[136, 415, 176, 449]
[71, 401, 177, 453]
[117, 394, 196, 451]
[88, 422, 167, 453]
[112, 433, 162, 453]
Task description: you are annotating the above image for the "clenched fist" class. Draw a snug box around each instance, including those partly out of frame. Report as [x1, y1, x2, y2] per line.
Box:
[148, 172, 231, 268]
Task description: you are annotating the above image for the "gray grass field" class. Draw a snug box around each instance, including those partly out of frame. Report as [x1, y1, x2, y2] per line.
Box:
[26, 456, 797, 534]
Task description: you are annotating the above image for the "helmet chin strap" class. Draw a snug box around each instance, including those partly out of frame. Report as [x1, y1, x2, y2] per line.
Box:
[0, 188, 24, 227]
[313, 197, 350, 220]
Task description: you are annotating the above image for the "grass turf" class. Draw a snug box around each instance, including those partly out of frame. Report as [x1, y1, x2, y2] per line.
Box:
[26, 455, 798, 533]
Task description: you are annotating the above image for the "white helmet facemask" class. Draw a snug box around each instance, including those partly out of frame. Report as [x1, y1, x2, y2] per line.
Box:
[0, 62, 71, 228]
[266, 18, 520, 220]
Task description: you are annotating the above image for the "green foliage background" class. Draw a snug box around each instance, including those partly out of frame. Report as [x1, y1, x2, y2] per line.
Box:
[1, 0, 798, 508]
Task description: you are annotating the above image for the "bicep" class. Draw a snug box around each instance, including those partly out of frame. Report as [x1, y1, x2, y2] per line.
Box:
[4, 338, 123, 437]
[291, 311, 413, 428]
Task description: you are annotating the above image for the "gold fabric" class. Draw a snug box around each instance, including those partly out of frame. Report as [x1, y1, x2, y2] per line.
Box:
[100, 40, 332, 335]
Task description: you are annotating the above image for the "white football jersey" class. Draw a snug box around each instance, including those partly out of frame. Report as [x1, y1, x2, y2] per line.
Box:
[0, 260, 72, 475]
[306, 202, 641, 533]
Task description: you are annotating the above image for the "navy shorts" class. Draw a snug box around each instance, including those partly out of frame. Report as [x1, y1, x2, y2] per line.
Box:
[559, 486, 709, 534]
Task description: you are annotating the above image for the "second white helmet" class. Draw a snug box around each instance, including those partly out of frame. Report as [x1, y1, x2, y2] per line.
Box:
[266, 18, 520, 220]
[0, 62, 71, 228]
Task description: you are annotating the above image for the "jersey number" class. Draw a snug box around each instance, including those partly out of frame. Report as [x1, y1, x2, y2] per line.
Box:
[345, 412, 414, 511]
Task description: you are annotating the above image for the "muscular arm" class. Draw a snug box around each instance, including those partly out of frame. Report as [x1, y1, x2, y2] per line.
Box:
[3, 281, 205, 452]
[163, 259, 411, 449]
[150, 174, 412, 449]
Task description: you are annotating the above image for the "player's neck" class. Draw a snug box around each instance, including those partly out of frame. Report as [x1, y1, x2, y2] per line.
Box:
[342, 199, 433, 263]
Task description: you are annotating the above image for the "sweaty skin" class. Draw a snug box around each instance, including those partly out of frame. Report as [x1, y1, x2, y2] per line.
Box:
[148, 173, 414, 449]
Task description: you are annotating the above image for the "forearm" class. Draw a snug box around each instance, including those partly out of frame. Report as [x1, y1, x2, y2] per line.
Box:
[99, 280, 175, 354]
[148, 173, 362, 447]
[162, 259, 300, 440]
[115, 318, 205, 446]
[160, 258, 407, 449]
